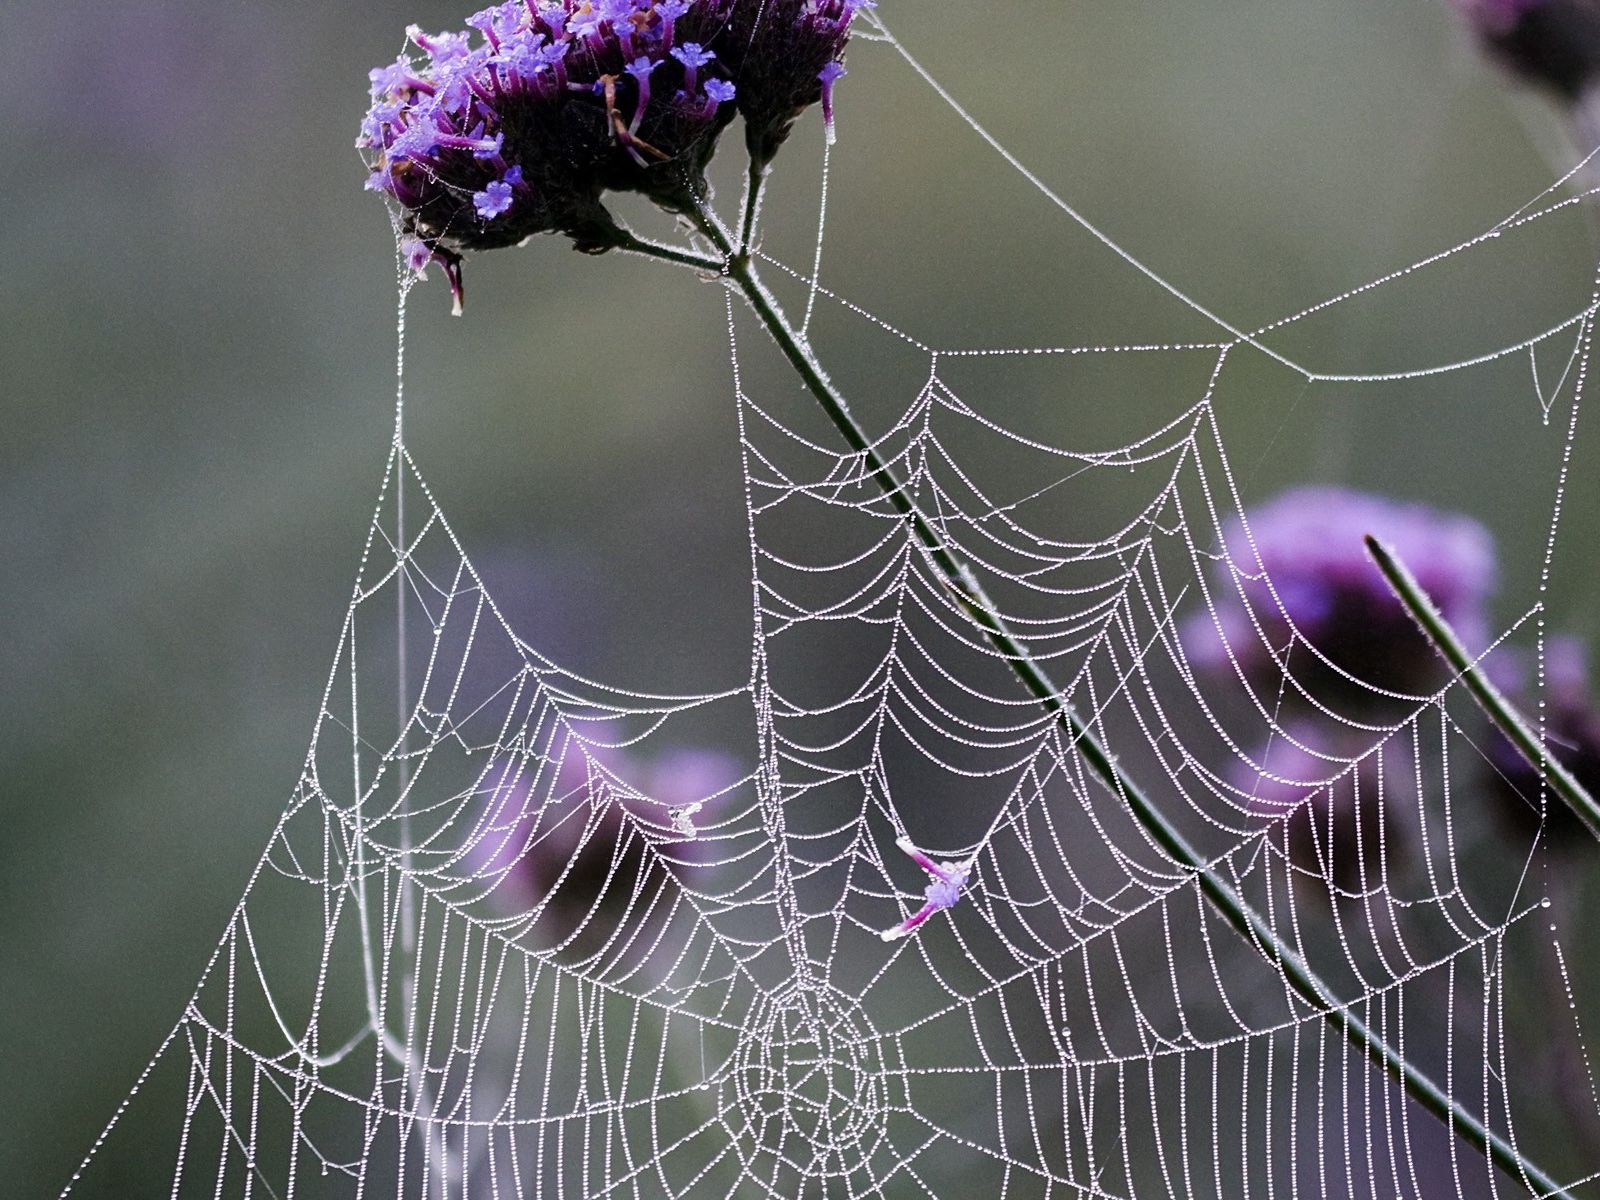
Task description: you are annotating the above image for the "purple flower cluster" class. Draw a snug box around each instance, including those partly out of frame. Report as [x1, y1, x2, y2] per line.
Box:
[360, 0, 874, 310]
[1184, 487, 1496, 699]
[1454, 0, 1600, 102]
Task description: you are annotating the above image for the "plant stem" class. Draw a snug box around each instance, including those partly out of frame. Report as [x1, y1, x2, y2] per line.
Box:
[737, 157, 766, 255]
[613, 230, 723, 273]
[1366, 534, 1600, 846]
[622, 200, 1573, 1198]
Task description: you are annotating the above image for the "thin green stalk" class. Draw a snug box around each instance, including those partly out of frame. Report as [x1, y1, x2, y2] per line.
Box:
[613, 230, 724, 273]
[737, 157, 767, 255]
[1367, 533, 1600, 845]
[617, 200, 1574, 1198]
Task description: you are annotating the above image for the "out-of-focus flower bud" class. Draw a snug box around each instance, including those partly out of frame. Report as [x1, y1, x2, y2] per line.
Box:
[1231, 722, 1410, 897]
[1454, 0, 1600, 103]
[460, 737, 742, 952]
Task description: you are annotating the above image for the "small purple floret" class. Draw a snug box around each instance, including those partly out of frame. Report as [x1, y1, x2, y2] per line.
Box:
[671, 42, 715, 91]
[399, 233, 436, 275]
[474, 179, 516, 218]
[924, 873, 965, 910]
[879, 835, 971, 941]
[818, 60, 847, 141]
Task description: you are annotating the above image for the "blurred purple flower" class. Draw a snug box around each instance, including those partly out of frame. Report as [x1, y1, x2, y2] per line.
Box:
[1453, 0, 1600, 102]
[460, 734, 743, 947]
[1231, 721, 1409, 894]
[1183, 487, 1496, 699]
[1484, 635, 1600, 848]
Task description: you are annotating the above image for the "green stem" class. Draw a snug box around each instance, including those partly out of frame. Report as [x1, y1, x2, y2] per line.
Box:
[619, 199, 1574, 1198]
[612, 230, 723, 274]
[1366, 533, 1600, 845]
[737, 157, 767, 255]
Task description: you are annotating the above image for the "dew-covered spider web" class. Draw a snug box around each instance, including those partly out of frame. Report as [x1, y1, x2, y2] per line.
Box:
[61, 10, 1600, 1199]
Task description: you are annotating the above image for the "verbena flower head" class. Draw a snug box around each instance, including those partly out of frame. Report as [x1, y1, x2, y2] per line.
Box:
[1454, 0, 1600, 101]
[361, 0, 876, 311]
[1484, 635, 1600, 848]
[719, 0, 875, 165]
[1184, 487, 1496, 699]
[359, 1, 741, 311]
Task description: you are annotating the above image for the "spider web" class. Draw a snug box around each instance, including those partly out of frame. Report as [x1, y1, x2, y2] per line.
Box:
[58, 10, 1600, 1199]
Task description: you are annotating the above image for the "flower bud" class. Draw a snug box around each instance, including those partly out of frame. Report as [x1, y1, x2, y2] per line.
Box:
[715, 0, 875, 166]
[461, 740, 741, 952]
[1232, 722, 1410, 896]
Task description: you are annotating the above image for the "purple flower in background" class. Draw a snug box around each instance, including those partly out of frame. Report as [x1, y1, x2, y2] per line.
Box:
[1232, 722, 1410, 895]
[460, 736, 743, 949]
[1453, 0, 1600, 102]
[1183, 487, 1496, 700]
[1484, 636, 1600, 848]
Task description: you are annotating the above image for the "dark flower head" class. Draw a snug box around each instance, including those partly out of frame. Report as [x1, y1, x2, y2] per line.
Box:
[359, 1, 741, 309]
[461, 738, 743, 951]
[1231, 721, 1409, 896]
[718, 0, 875, 166]
[1454, 0, 1600, 102]
[1484, 636, 1600, 849]
[1183, 487, 1496, 701]
[361, 0, 876, 309]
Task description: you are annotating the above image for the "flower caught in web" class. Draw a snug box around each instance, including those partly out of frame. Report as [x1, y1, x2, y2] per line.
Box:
[877, 834, 972, 941]
[359, 0, 874, 311]
[1184, 486, 1497, 701]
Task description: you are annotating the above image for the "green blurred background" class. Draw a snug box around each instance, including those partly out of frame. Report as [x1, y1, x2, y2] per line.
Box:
[6, 0, 1600, 1192]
